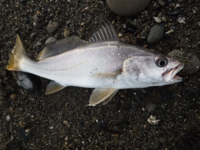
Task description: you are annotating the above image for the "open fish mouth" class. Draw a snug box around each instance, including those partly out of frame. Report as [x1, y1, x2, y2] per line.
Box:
[162, 63, 184, 82]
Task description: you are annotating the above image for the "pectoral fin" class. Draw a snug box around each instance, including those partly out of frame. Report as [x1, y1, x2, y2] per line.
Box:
[88, 88, 118, 106]
[91, 71, 121, 79]
[45, 81, 65, 95]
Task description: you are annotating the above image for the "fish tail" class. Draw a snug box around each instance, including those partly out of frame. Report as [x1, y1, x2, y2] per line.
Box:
[6, 35, 29, 71]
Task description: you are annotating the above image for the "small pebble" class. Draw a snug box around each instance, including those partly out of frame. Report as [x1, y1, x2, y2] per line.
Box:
[140, 29, 148, 39]
[179, 38, 188, 47]
[134, 94, 141, 101]
[153, 17, 162, 23]
[118, 33, 122, 38]
[148, 138, 160, 149]
[126, 27, 136, 34]
[34, 22, 45, 30]
[24, 17, 29, 24]
[6, 115, 10, 121]
[45, 37, 57, 45]
[107, 103, 119, 111]
[147, 24, 164, 44]
[32, 15, 39, 23]
[18, 126, 29, 148]
[146, 104, 156, 112]
[161, 16, 166, 22]
[174, 101, 178, 107]
[65, 136, 69, 141]
[37, 41, 42, 45]
[30, 33, 37, 40]
[186, 88, 199, 101]
[64, 29, 70, 37]
[10, 94, 17, 100]
[81, 22, 85, 26]
[159, 138, 167, 144]
[56, 7, 61, 14]
[158, 0, 165, 6]
[47, 22, 59, 33]
[106, 0, 151, 16]
[99, 122, 107, 131]
[168, 49, 182, 58]
[63, 120, 70, 127]
[167, 10, 181, 16]
[180, 55, 200, 75]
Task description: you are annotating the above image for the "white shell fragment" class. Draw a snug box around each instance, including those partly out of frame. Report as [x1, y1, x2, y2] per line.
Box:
[175, 3, 181, 8]
[178, 15, 186, 24]
[147, 115, 160, 125]
[165, 29, 174, 35]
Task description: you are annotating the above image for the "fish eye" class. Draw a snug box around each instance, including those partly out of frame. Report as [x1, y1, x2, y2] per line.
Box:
[156, 57, 168, 67]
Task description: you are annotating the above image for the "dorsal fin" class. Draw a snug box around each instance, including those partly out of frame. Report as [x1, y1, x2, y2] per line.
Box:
[89, 22, 119, 43]
[37, 36, 87, 61]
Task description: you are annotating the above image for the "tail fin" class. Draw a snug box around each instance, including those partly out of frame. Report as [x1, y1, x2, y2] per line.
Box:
[6, 35, 28, 71]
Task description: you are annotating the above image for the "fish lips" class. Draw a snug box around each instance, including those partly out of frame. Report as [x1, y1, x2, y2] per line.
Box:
[162, 63, 184, 82]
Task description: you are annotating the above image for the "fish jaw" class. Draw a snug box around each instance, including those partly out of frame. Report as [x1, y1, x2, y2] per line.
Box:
[162, 63, 184, 83]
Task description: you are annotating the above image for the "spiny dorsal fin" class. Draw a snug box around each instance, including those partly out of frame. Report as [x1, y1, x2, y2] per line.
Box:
[37, 36, 87, 61]
[45, 81, 65, 95]
[88, 88, 117, 106]
[89, 22, 119, 43]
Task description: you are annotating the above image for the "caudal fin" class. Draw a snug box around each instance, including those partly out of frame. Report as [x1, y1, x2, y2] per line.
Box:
[6, 35, 28, 71]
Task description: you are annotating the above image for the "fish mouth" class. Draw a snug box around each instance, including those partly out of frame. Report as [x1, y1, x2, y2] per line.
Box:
[162, 63, 184, 82]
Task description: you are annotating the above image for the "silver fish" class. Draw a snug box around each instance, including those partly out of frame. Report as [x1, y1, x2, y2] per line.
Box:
[7, 23, 184, 106]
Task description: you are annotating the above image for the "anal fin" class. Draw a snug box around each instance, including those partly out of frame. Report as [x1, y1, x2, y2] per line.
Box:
[102, 89, 119, 105]
[88, 88, 118, 106]
[45, 81, 65, 95]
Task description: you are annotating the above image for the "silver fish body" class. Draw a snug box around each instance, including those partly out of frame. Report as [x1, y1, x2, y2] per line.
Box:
[22, 41, 157, 88]
[7, 23, 184, 106]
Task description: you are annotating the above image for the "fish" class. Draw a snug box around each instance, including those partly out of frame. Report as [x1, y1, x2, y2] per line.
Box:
[6, 22, 184, 106]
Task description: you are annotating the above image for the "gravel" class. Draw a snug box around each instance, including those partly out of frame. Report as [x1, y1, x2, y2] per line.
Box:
[0, 0, 200, 149]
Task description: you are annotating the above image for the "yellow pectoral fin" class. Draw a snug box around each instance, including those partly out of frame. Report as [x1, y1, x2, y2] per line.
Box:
[88, 88, 118, 106]
[45, 81, 65, 95]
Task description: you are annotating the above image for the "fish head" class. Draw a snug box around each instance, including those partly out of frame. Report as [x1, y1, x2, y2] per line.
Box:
[123, 54, 184, 86]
